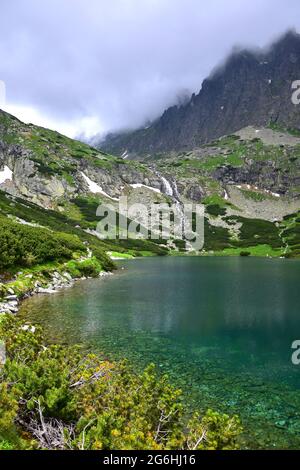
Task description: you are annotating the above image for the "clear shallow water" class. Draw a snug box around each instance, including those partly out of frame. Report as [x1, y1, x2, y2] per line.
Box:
[20, 257, 300, 449]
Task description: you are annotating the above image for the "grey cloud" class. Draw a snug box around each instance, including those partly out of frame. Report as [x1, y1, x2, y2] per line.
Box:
[0, 0, 300, 138]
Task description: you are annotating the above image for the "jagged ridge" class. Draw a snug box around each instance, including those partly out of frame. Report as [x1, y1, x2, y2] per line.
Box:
[101, 30, 300, 157]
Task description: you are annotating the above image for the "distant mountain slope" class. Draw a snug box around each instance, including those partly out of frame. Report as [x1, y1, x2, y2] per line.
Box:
[1, 108, 299, 257]
[101, 30, 300, 157]
[0, 109, 165, 209]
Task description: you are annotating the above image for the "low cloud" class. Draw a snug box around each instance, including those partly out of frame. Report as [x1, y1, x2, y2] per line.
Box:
[0, 0, 299, 138]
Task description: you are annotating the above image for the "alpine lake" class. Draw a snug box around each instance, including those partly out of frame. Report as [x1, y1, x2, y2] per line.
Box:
[19, 256, 300, 449]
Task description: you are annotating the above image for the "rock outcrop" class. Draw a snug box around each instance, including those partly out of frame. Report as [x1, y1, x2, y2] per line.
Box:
[101, 31, 300, 157]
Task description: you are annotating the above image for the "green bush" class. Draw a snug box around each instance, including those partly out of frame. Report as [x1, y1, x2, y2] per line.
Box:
[240, 251, 251, 257]
[0, 216, 86, 270]
[0, 190, 168, 267]
[233, 217, 282, 248]
[89, 244, 116, 271]
[66, 258, 102, 278]
[205, 204, 226, 217]
[0, 315, 242, 450]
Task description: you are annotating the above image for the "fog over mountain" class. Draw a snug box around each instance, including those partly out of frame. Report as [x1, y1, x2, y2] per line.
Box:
[101, 30, 300, 155]
[0, 0, 300, 139]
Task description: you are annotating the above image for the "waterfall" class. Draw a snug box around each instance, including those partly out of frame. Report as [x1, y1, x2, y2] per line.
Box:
[160, 176, 173, 197]
[154, 170, 187, 244]
[171, 179, 181, 202]
[224, 188, 229, 200]
[151, 169, 198, 250]
[171, 180, 185, 235]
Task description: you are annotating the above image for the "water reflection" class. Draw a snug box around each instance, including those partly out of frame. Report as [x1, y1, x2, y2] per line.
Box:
[19, 257, 300, 448]
[21, 257, 300, 346]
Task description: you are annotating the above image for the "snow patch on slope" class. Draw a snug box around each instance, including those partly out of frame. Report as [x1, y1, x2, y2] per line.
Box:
[0, 166, 13, 184]
[80, 172, 119, 201]
[130, 183, 161, 193]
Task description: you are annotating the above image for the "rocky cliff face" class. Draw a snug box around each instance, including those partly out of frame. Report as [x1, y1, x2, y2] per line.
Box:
[0, 108, 299, 256]
[0, 110, 166, 210]
[101, 31, 300, 157]
[0, 109, 299, 221]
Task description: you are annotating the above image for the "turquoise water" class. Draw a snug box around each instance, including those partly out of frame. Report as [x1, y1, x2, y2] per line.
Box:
[20, 257, 300, 449]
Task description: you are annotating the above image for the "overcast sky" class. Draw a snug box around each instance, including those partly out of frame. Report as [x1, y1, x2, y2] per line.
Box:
[0, 0, 300, 139]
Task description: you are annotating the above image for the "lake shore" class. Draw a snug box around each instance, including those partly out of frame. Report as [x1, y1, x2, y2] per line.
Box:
[18, 256, 300, 449]
[0, 258, 114, 316]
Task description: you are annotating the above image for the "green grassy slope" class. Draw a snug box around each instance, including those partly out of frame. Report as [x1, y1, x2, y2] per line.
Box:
[0, 190, 167, 275]
[0, 109, 149, 185]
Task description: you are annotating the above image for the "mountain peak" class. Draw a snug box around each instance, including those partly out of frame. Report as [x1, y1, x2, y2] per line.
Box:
[101, 30, 300, 157]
